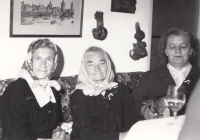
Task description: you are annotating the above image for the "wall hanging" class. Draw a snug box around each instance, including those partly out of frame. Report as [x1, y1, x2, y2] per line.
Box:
[111, 0, 137, 14]
[129, 22, 147, 60]
[92, 11, 108, 41]
[10, 0, 84, 37]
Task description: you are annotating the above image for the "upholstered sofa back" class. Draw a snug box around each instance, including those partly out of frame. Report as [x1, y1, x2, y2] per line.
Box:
[57, 72, 144, 122]
[0, 72, 144, 138]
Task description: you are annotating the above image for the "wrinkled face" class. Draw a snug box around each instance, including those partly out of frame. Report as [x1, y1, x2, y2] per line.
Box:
[84, 51, 107, 83]
[165, 35, 193, 70]
[32, 48, 55, 79]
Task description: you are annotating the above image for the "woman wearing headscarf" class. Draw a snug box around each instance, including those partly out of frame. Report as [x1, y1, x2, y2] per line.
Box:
[70, 46, 138, 140]
[1, 39, 65, 140]
[132, 28, 200, 120]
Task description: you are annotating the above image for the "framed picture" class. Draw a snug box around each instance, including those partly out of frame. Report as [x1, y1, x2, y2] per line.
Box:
[111, 0, 137, 14]
[10, 0, 84, 37]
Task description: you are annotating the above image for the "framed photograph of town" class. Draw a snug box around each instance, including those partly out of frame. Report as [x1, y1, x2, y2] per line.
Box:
[10, 0, 84, 37]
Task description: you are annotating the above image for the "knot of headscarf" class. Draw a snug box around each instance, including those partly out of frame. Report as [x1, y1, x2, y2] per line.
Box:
[75, 49, 118, 96]
[78, 82, 118, 96]
[32, 79, 61, 91]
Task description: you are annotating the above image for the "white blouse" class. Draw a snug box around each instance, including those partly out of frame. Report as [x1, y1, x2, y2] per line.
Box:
[167, 63, 192, 88]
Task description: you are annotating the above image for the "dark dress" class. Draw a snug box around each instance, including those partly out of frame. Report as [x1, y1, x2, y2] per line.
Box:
[70, 82, 139, 140]
[132, 64, 200, 117]
[1, 78, 62, 140]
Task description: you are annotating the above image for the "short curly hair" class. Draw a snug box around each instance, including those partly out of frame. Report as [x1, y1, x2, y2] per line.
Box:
[158, 28, 198, 64]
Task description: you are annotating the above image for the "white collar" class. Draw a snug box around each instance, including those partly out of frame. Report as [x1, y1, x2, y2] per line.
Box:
[167, 63, 192, 88]
[18, 69, 56, 107]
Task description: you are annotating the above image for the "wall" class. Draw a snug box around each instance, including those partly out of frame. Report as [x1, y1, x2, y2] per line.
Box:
[0, 0, 153, 79]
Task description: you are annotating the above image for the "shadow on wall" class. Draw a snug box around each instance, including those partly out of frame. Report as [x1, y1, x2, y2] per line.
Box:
[106, 52, 116, 74]
[53, 45, 64, 78]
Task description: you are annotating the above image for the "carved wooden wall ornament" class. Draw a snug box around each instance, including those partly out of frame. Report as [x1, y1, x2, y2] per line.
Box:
[92, 11, 108, 41]
[130, 22, 148, 60]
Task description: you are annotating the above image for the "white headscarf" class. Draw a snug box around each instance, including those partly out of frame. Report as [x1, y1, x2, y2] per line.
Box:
[75, 47, 118, 96]
[16, 39, 61, 107]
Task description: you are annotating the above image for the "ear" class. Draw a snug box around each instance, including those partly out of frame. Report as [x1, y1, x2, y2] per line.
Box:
[165, 49, 168, 56]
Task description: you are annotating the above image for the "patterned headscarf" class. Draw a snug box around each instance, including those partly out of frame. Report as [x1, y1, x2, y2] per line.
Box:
[16, 39, 61, 107]
[75, 47, 118, 96]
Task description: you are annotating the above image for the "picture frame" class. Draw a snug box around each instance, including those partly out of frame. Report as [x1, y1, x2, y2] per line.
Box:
[111, 0, 137, 14]
[10, 0, 84, 37]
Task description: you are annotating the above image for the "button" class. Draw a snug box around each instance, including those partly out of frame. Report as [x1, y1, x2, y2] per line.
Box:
[48, 111, 51, 113]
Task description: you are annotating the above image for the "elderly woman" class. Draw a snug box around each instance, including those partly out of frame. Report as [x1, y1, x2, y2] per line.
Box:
[70, 46, 138, 140]
[132, 28, 200, 119]
[1, 39, 65, 140]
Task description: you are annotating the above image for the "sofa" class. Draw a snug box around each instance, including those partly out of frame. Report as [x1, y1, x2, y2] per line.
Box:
[0, 71, 144, 139]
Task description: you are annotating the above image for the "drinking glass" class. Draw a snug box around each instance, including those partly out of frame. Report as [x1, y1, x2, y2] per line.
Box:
[166, 85, 186, 121]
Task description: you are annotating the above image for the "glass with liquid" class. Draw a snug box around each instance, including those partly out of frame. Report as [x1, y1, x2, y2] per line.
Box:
[166, 85, 186, 120]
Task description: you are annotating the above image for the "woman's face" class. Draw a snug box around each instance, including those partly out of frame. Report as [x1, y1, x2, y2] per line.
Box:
[32, 48, 55, 79]
[84, 51, 107, 83]
[165, 35, 193, 70]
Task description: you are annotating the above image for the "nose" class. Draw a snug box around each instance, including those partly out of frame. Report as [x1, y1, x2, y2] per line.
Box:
[94, 65, 100, 72]
[40, 60, 47, 68]
[175, 46, 181, 53]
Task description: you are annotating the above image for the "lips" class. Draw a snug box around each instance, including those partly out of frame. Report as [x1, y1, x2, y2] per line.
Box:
[38, 70, 47, 72]
[93, 73, 101, 75]
[174, 55, 183, 58]
[174, 55, 182, 57]
[173, 56, 184, 63]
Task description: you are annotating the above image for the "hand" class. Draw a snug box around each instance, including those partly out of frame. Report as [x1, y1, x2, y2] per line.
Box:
[157, 97, 166, 113]
[144, 106, 158, 119]
[141, 104, 157, 119]
[154, 97, 167, 118]
[38, 137, 65, 140]
[37, 138, 63, 140]
[52, 126, 66, 140]
[141, 97, 167, 119]
[119, 131, 128, 140]
[52, 131, 65, 140]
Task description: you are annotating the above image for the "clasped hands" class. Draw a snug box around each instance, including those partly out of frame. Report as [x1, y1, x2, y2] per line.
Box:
[52, 127, 65, 140]
[37, 126, 70, 140]
[141, 97, 168, 119]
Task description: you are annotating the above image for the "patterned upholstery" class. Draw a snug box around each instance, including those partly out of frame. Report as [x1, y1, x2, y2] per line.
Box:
[0, 79, 15, 96]
[0, 72, 144, 138]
